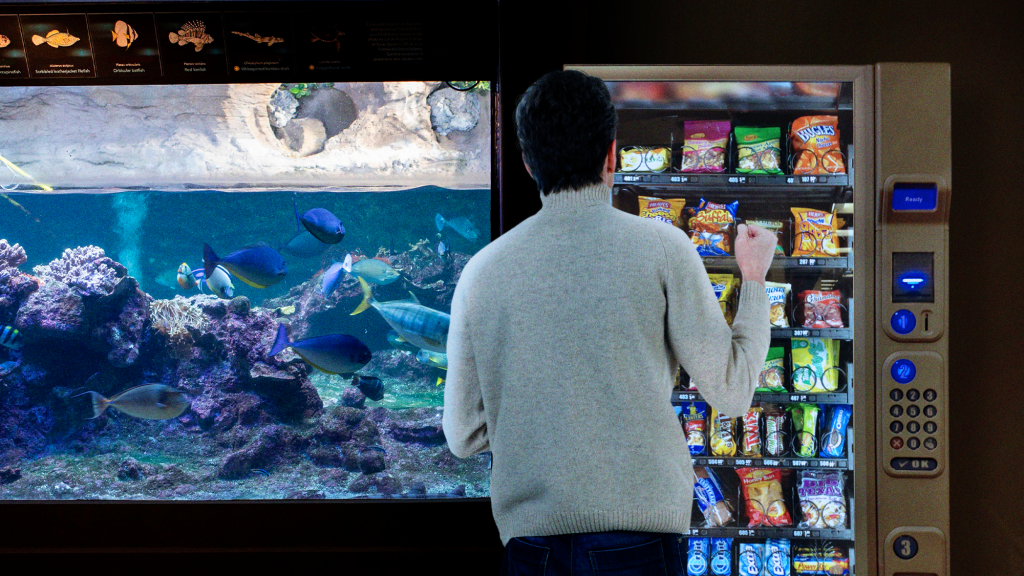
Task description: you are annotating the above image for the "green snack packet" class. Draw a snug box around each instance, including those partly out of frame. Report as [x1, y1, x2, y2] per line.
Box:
[757, 347, 786, 392]
[791, 337, 840, 392]
[788, 403, 820, 457]
[735, 126, 784, 174]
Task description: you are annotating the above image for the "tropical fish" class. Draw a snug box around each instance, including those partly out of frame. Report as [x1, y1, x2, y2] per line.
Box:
[280, 197, 330, 258]
[177, 263, 198, 290]
[112, 20, 138, 49]
[268, 324, 371, 375]
[386, 330, 417, 352]
[31, 29, 80, 48]
[437, 241, 447, 258]
[299, 205, 345, 244]
[0, 35, 10, 49]
[320, 260, 346, 298]
[204, 243, 286, 289]
[351, 276, 450, 353]
[435, 213, 480, 241]
[416, 349, 448, 370]
[230, 31, 284, 46]
[168, 20, 213, 52]
[198, 264, 234, 299]
[1, 325, 24, 350]
[341, 253, 400, 285]
[352, 374, 385, 401]
[83, 384, 189, 420]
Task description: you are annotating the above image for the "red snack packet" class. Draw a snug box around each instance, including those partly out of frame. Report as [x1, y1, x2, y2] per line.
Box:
[800, 290, 844, 328]
[737, 468, 793, 527]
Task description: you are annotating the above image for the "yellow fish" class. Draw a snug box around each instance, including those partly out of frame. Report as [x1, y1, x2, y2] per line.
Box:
[31, 29, 80, 48]
[84, 384, 189, 420]
[0, 35, 10, 48]
[111, 20, 138, 49]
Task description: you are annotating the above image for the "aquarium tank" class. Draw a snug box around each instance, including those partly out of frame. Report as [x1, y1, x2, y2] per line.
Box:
[0, 80, 494, 500]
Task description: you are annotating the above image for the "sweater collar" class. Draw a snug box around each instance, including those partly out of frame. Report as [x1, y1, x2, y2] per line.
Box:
[539, 183, 611, 210]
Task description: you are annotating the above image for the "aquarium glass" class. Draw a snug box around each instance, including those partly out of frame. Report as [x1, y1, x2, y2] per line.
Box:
[0, 82, 492, 500]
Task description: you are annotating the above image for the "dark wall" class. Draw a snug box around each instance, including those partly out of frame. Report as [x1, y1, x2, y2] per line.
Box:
[498, 1, 1024, 575]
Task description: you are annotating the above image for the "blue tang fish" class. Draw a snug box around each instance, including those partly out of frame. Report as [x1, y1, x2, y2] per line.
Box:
[268, 324, 371, 375]
[1, 325, 24, 350]
[320, 261, 346, 298]
[350, 277, 450, 354]
[204, 243, 286, 289]
[281, 197, 331, 258]
[435, 213, 480, 241]
[298, 200, 345, 245]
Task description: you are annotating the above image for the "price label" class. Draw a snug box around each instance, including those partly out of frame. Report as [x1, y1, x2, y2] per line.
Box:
[763, 459, 781, 467]
[738, 529, 754, 537]
[801, 176, 818, 183]
[793, 530, 806, 537]
[792, 460, 809, 467]
[623, 175, 643, 183]
[793, 330, 810, 337]
[707, 459, 724, 465]
[822, 460, 837, 467]
[727, 176, 748, 184]
[670, 176, 690, 183]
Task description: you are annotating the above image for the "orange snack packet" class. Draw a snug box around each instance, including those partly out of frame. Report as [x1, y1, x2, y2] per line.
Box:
[790, 116, 846, 175]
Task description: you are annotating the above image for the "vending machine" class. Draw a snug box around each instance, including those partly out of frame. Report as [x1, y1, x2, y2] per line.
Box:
[568, 64, 950, 576]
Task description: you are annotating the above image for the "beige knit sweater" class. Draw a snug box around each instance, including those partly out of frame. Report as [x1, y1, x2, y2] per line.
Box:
[442, 183, 770, 545]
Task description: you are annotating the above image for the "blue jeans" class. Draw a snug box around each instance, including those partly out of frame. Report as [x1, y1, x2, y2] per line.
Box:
[501, 531, 686, 576]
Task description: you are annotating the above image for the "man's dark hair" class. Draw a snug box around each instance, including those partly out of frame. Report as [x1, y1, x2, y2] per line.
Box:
[515, 70, 617, 195]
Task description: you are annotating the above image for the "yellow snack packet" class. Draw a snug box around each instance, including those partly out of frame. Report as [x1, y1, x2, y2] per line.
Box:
[639, 196, 686, 228]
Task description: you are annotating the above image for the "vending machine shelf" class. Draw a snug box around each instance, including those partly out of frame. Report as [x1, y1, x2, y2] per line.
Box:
[686, 526, 854, 541]
[674, 390, 851, 405]
[772, 327, 852, 340]
[700, 255, 850, 271]
[692, 456, 851, 470]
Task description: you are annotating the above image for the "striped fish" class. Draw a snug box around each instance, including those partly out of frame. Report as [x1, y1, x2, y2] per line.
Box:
[1, 325, 23, 350]
[350, 276, 449, 353]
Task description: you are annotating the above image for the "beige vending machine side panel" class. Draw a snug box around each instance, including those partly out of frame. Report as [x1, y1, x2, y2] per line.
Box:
[874, 62, 951, 576]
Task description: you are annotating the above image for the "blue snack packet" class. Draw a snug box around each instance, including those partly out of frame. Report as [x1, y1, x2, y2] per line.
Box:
[737, 543, 764, 576]
[820, 405, 852, 458]
[688, 537, 710, 576]
[694, 466, 734, 527]
[765, 538, 791, 576]
[710, 538, 733, 576]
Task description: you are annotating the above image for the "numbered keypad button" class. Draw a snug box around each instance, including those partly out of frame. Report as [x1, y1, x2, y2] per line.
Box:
[890, 421, 904, 434]
[924, 421, 937, 434]
[890, 389, 904, 401]
[907, 421, 920, 434]
[907, 437, 920, 450]
[924, 389, 937, 402]
[924, 405, 937, 418]
[906, 389, 920, 402]
[907, 405, 920, 418]
[890, 405, 903, 418]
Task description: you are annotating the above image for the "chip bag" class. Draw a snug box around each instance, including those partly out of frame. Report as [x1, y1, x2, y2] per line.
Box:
[620, 146, 672, 173]
[791, 208, 838, 257]
[790, 115, 845, 175]
[737, 468, 793, 527]
[681, 120, 730, 173]
[709, 273, 738, 325]
[689, 199, 738, 256]
[765, 282, 791, 328]
[639, 196, 686, 228]
[746, 218, 788, 256]
[791, 338, 840, 392]
[801, 289, 844, 328]
[758, 347, 787, 392]
[736, 126, 784, 174]
[797, 470, 847, 529]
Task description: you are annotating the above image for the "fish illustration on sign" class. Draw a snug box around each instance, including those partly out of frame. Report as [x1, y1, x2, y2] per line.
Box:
[0, 35, 10, 49]
[435, 213, 480, 241]
[112, 20, 138, 49]
[231, 31, 284, 46]
[203, 243, 286, 289]
[268, 324, 371, 376]
[81, 383, 190, 420]
[351, 277, 450, 354]
[31, 29, 80, 48]
[168, 20, 213, 52]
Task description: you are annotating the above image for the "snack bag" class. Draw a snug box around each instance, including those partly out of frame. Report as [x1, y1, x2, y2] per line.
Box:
[797, 470, 848, 529]
[681, 120, 730, 173]
[689, 537, 710, 576]
[791, 338, 840, 392]
[736, 126, 784, 174]
[820, 404, 852, 458]
[765, 539, 792, 576]
[740, 406, 763, 457]
[765, 282, 791, 328]
[791, 208, 838, 257]
[689, 199, 738, 256]
[758, 347, 787, 392]
[709, 273, 738, 325]
[639, 196, 687, 228]
[738, 543, 765, 576]
[709, 406, 738, 457]
[620, 146, 672, 172]
[737, 468, 793, 527]
[793, 543, 850, 576]
[683, 401, 709, 456]
[746, 218, 788, 255]
[788, 403, 821, 458]
[800, 289, 844, 328]
[790, 115, 845, 174]
[710, 538, 733, 576]
[694, 467, 734, 527]
[763, 404, 788, 457]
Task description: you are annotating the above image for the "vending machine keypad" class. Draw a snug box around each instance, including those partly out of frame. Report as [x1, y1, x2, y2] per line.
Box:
[882, 352, 945, 476]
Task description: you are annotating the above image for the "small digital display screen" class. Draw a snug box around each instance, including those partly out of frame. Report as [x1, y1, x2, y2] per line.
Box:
[892, 183, 938, 211]
[892, 252, 935, 303]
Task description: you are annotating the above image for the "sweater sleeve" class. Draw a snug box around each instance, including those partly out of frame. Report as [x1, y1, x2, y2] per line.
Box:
[659, 225, 771, 418]
[441, 266, 490, 458]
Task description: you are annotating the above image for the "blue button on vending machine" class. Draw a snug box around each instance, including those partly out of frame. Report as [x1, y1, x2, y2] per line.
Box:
[891, 310, 916, 334]
[891, 359, 917, 384]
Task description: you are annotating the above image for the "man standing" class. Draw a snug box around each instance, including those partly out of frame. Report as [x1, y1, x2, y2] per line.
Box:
[443, 70, 777, 573]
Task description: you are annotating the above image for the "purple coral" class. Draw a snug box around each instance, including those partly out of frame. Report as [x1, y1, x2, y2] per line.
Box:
[32, 245, 126, 297]
[0, 239, 38, 315]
